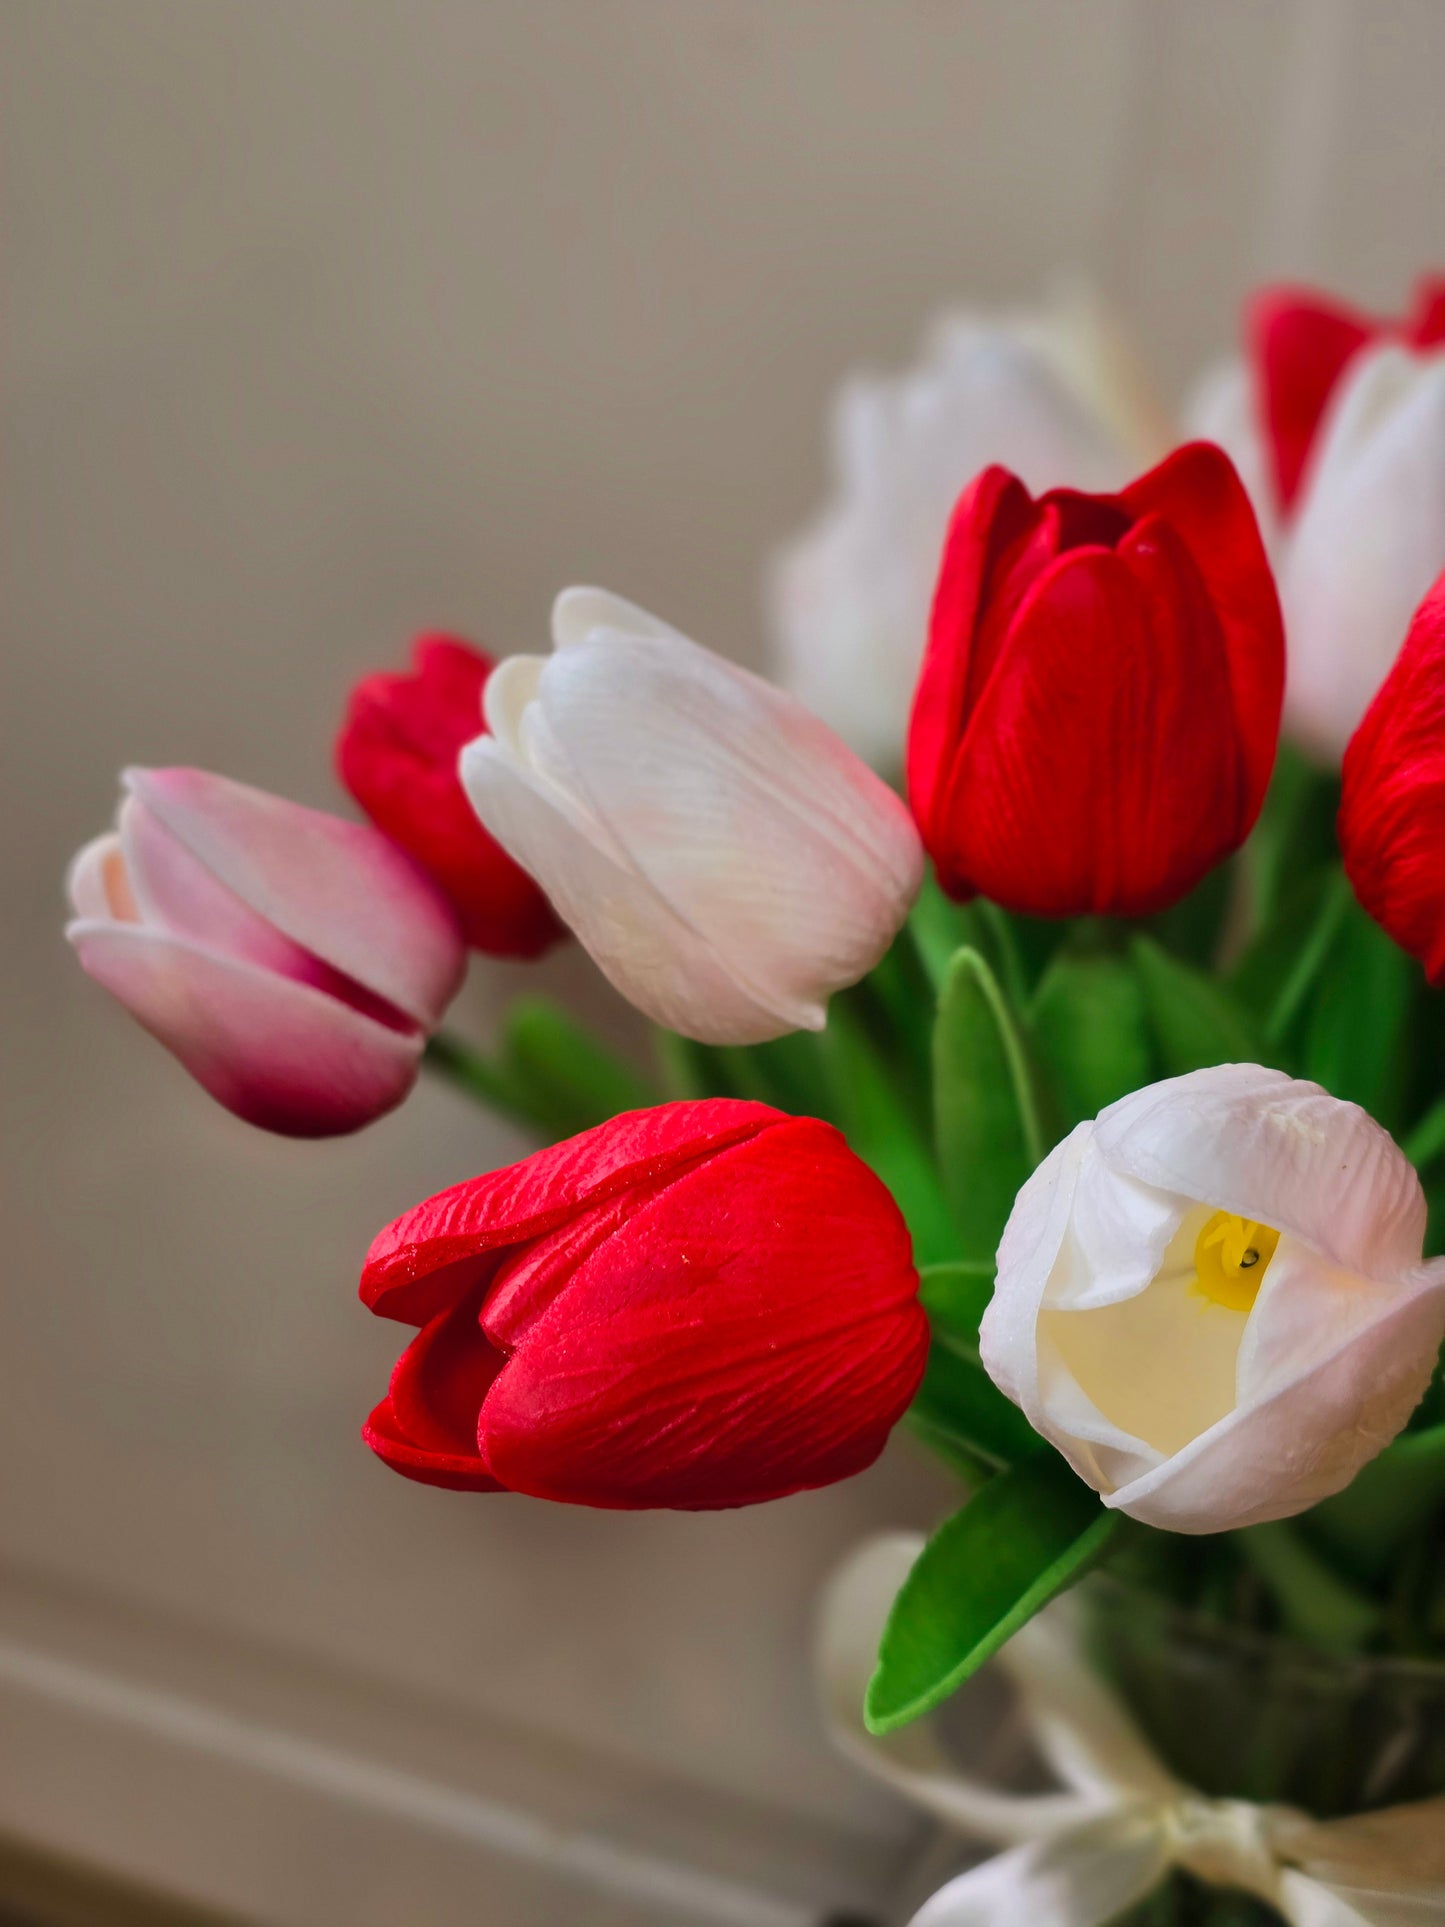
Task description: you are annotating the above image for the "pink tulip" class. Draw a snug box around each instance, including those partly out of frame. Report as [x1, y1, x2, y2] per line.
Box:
[65, 768, 466, 1136]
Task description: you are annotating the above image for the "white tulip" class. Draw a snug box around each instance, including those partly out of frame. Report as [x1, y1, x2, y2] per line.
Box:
[979, 1064, 1445, 1534]
[460, 588, 924, 1044]
[767, 289, 1167, 766]
[1186, 340, 1445, 761]
[1279, 343, 1445, 759]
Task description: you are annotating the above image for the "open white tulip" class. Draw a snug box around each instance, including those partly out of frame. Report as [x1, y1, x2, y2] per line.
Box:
[979, 1064, 1445, 1534]
[768, 289, 1168, 765]
[1188, 341, 1445, 761]
[459, 588, 924, 1044]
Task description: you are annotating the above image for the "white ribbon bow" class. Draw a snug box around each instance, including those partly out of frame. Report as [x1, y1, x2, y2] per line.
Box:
[818, 1535, 1445, 1927]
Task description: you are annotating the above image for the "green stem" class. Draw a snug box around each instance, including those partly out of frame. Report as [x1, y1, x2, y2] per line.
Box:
[422, 1031, 542, 1129]
[1264, 867, 1351, 1044]
[976, 901, 1030, 1012]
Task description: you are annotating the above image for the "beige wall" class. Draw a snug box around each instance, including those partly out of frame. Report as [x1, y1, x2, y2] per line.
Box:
[4, 3, 1445, 1921]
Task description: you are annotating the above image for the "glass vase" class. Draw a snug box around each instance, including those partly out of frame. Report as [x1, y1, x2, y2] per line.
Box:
[1081, 1576, 1445, 1925]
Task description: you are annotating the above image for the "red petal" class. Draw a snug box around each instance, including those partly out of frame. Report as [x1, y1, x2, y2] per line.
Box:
[1341, 571, 1445, 981]
[1121, 442, 1284, 823]
[1407, 274, 1445, 348]
[360, 1099, 782, 1325]
[940, 526, 1242, 916]
[476, 1117, 927, 1510]
[1247, 286, 1378, 514]
[336, 633, 564, 958]
[908, 467, 1036, 851]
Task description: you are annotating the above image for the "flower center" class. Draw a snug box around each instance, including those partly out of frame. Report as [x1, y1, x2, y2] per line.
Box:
[1192, 1210, 1280, 1313]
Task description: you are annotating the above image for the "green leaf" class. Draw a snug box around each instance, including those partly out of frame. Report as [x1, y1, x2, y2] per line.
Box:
[1131, 936, 1262, 1075]
[1032, 954, 1155, 1128]
[1301, 895, 1415, 1127]
[919, 1260, 994, 1345]
[818, 998, 956, 1266]
[1305, 1424, 1445, 1581]
[909, 1332, 1039, 1470]
[500, 997, 658, 1137]
[934, 947, 1049, 1264]
[907, 869, 987, 994]
[864, 1455, 1117, 1733]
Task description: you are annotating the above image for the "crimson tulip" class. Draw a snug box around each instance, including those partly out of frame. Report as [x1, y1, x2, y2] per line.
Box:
[907, 442, 1283, 918]
[1249, 275, 1445, 515]
[1340, 571, 1445, 981]
[337, 633, 562, 957]
[360, 1099, 927, 1508]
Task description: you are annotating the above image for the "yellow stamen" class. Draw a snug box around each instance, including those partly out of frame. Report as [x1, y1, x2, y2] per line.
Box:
[1192, 1210, 1280, 1313]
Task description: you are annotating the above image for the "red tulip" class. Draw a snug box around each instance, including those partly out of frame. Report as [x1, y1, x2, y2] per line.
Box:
[907, 442, 1283, 919]
[1249, 275, 1445, 514]
[337, 633, 563, 957]
[1340, 570, 1445, 981]
[360, 1100, 927, 1508]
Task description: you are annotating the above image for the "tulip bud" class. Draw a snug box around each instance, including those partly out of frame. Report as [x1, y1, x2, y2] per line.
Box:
[1280, 344, 1445, 759]
[768, 291, 1165, 765]
[460, 588, 923, 1044]
[979, 1065, 1445, 1534]
[907, 443, 1283, 918]
[336, 633, 563, 957]
[66, 767, 465, 1136]
[1341, 571, 1445, 979]
[360, 1099, 928, 1507]
[1248, 276, 1445, 517]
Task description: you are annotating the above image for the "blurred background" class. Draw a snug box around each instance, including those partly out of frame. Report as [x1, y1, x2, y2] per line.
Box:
[3, 1, 1443, 1921]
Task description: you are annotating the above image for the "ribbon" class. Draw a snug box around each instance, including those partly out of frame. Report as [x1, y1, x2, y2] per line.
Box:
[817, 1535, 1445, 1926]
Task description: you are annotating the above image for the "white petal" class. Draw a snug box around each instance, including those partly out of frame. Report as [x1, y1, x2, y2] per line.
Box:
[1281, 343, 1445, 758]
[1106, 1260, 1445, 1532]
[460, 736, 792, 1042]
[1091, 1065, 1426, 1283]
[981, 1123, 1091, 1415]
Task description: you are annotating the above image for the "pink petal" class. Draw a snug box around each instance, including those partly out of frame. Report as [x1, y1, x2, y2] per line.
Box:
[122, 768, 465, 1026]
[66, 920, 423, 1136]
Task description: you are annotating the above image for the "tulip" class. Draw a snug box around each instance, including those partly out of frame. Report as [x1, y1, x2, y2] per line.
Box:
[979, 1065, 1445, 1534]
[906, 442, 1284, 918]
[66, 767, 466, 1136]
[1186, 276, 1445, 759]
[360, 1098, 928, 1507]
[768, 291, 1167, 766]
[460, 588, 923, 1044]
[1279, 345, 1445, 759]
[336, 632, 563, 957]
[1341, 570, 1445, 980]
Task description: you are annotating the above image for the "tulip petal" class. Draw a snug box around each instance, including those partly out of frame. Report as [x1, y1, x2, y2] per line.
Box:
[122, 767, 465, 1025]
[462, 736, 798, 1041]
[529, 629, 922, 1029]
[475, 1117, 927, 1508]
[360, 1097, 781, 1322]
[1105, 1261, 1445, 1532]
[940, 530, 1241, 916]
[386, 1287, 506, 1465]
[1120, 442, 1284, 820]
[1282, 344, 1445, 757]
[1092, 1064, 1426, 1283]
[65, 832, 133, 921]
[336, 634, 562, 959]
[67, 920, 423, 1136]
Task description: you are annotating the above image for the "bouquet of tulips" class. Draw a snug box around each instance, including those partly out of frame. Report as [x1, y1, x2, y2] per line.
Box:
[65, 276, 1445, 1926]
